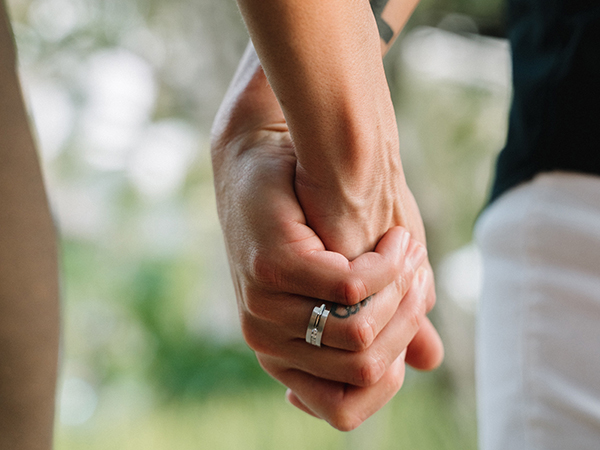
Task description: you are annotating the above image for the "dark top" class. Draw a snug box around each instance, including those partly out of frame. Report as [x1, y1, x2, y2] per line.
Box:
[490, 0, 600, 202]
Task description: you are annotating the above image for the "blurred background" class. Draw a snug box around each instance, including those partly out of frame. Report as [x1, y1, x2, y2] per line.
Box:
[6, 0, 510, 447]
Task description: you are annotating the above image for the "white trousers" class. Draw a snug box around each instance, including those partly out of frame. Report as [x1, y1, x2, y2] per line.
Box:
[475, 172, 600, 450]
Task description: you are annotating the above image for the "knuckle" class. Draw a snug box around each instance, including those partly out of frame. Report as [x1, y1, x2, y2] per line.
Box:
[328, 409, 364, 432]
[239, 313, 269, 354]
[337, 276, 368, 305]
[426, 286, 437, 312]
[244, 291, 269, 320]
[407, 301, 425, 332]
[345, 316, 376, 351]
[388, 364, 405, 393]
[249, 249, 282, 290]
[254, 353, 275, 376]
[254, 353, 269, 370]
[353, 353, 386, 387]
[396, 274, 409, 295]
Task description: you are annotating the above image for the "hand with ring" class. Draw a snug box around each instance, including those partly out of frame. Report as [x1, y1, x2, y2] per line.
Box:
[211, 45, 443, 431]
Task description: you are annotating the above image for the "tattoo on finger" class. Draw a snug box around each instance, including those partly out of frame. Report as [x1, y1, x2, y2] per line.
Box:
[330, 295, 374, 319]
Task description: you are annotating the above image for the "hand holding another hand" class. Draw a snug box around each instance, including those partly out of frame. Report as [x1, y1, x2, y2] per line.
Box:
[211, 44, 442, 430]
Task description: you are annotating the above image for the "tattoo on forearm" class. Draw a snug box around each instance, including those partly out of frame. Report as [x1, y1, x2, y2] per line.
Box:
[369, 0, 394, 43]
[330, 295, 374, 319]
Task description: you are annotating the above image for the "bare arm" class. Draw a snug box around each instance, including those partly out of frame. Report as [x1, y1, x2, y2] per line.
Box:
[236, 0, 421, 259]
[0, 8, 60, 449]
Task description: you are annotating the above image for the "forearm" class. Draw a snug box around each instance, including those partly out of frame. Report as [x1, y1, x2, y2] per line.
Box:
[0, 27, 60, 449]
[235, 0, 418, 187]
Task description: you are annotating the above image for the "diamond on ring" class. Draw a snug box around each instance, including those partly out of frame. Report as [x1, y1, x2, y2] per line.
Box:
[305, 303, 329, 347]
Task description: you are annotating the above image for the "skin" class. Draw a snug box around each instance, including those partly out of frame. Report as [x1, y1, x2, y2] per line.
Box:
[235, 0, 423, 257]
[231, 0, 441, 340]
[0, 6, 60, 449]
[212, 0, 444, 430]
[211, 43, 443, 430]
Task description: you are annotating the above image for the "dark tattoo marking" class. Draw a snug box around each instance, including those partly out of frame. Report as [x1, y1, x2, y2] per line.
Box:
[370, 0, 394, 43]
[330, 295, 374, 319]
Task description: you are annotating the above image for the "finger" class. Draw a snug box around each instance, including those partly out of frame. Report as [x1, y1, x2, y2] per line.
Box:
[273, 226, 419, 305]
[285, 389, 320, 418]
[422, 259, 436, 313]
[253, 269, 428, 387]
[272, 352, 407, 431]
[243, 238, 427, 352]
[242, 289, 387, 354]
[405, 317, 444, 371]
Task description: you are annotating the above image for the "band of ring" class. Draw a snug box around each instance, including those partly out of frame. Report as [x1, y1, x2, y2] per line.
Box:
[305, 304, 329, 347]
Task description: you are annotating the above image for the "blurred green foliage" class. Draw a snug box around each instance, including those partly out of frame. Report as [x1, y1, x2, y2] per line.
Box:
[130, 260, 273, 399]
[56, 376, 476, 450]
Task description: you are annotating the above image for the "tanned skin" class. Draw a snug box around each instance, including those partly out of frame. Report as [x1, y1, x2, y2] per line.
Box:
[0, 4, 60, 449]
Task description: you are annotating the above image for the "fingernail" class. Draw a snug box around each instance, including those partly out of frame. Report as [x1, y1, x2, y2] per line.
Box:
[408, 242, 427, 269]
[285, 389, 293, 405]
[401, 230, 411, 254]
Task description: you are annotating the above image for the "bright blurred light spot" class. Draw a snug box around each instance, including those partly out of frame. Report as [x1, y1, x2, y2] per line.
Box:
[59, 377, 98, 426]
[82, 49, 156, 170]
[52, 183, 111, 239]
[439, 243, 482, 313]
[25, 79, 74, 161]
[128, 119, 198, 198]
[402, 26, 511, 92]
[28, 0, 88, 41]
[85, 49, 155, 125]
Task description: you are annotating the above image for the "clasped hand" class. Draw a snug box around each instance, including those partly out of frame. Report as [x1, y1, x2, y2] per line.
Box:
[211, 44, 443, 431]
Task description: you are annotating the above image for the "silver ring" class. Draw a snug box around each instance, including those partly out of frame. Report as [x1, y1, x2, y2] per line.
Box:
[305, 303, 329, 347]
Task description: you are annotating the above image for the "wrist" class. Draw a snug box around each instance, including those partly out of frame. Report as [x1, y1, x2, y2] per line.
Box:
[294, 146, 408, 258]
[293, 90, 404, 200]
